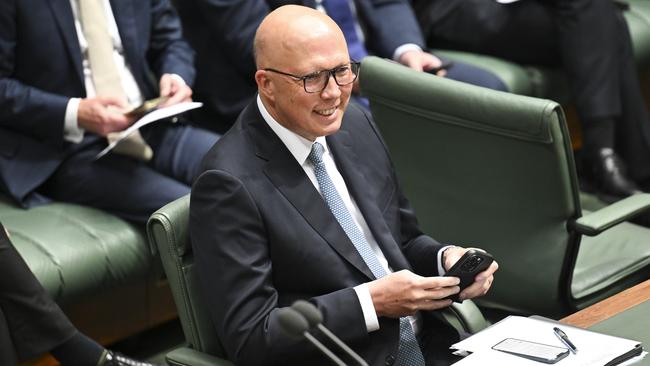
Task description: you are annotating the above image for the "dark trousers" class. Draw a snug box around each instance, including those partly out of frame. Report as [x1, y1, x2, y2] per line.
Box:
[416, 314, 463, 366]
[39, 123, 219, 224]
[0, 223, 77, 363]
[415, 0, 650, 181]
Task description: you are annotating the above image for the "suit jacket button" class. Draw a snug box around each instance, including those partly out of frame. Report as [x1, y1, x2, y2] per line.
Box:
[385, 354, 396, 365]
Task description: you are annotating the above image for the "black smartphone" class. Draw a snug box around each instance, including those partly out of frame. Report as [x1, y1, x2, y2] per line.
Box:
[125, 96, 168, 118]
[429, 60, 454, 74]
[444, 249, 494, 302]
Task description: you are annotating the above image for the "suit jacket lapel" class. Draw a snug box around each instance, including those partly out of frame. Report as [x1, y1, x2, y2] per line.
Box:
[109, 0, 138, 74]
[48, 0, 83, 85]
[327, 130, 411, 272]
[243, 107, 375, 280]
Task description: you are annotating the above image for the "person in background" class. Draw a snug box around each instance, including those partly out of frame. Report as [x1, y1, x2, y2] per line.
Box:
[0, 223, 159, 366]
[174, 0, 508, 133]
[190, 6, 498, 365]
[0, 0, 220, 224]
[413, 0, 650, 199]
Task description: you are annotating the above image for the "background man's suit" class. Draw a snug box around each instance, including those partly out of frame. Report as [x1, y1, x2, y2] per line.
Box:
[190, 101, 460, 366]
[175, 0, 505, 133]
[0, 0, 217, 222]
[0, 223, 76, 364]
[413, 0, 650, 184]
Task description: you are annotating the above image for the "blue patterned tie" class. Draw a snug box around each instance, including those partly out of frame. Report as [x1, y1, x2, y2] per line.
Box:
[308, 142, 425, 366]
[322, 0, 369, 62]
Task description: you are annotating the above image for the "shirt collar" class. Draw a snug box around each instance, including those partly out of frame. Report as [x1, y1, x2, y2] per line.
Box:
[257, 95, 328, 166]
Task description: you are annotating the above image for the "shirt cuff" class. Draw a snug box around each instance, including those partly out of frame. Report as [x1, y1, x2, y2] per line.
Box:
[64, 98, 84, 143]
[353, 283, 380, 332]
[437, 245, 456, 275]
[169, 73, 187, 86]
[392, 43, 423, 62]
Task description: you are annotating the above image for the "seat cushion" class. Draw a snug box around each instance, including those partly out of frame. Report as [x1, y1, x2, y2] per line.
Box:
[572, 215, 650, 299]
[0, 196, 150, 303]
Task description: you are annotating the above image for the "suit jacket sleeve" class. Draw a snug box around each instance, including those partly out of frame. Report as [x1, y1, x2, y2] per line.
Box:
[193, 0, 272, 79]
[191, 169, 370, 366]
[0, 0, 69, 142]
[148, 0, 196, 85]
[362, 0, 426, 58]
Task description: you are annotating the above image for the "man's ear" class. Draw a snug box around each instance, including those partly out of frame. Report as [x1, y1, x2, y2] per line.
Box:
[255, 70, 275, 102]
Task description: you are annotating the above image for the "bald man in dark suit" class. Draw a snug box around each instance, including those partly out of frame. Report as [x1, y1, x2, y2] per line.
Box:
[190, 6, 498, 366]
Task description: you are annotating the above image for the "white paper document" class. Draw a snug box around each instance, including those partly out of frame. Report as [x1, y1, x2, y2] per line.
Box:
[95, 101, 202, 160]
[451, 316, 643, 366]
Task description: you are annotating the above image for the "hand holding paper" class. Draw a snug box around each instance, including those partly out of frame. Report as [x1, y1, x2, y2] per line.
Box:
[95, 101, 202, 160]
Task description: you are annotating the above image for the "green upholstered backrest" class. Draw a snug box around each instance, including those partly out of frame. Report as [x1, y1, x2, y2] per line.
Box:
[147, 195, 226, 357]
[360, 57, 582, 317]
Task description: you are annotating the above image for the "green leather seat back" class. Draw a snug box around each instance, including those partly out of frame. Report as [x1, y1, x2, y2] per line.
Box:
[360, 56, 580, 316]
[360, 56, 650, 318]
[147, 195, 226, 357]
[0, 195, 149, 303]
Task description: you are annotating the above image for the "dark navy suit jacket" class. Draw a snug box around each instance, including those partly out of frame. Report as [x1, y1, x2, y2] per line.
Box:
[175, 0, 425, 132]
[0, 0, 195, 206]
[190, 101, 456, 366]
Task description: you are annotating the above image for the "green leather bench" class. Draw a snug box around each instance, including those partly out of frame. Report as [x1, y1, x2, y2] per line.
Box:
[0, 194, 177, 346]
[434, 0, 650, 104]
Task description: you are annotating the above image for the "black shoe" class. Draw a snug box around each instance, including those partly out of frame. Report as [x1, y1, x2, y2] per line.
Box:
[588, 148, 642, 198]
[98, 350, 161, 366]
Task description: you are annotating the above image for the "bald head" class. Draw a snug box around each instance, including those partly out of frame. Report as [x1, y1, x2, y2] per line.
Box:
[253, 5, 353, 141]
[254, 5, 347, 69]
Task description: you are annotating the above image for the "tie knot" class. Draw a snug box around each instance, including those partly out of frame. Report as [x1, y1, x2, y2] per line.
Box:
[308, 142, 325, 165]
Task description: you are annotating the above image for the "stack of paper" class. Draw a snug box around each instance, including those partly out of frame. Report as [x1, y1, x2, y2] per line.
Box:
[451, 316, 646, 365]
[95, 101, 203, 160]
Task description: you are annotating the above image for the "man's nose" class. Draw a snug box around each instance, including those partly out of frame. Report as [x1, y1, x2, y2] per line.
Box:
[321, 74, 341, 98]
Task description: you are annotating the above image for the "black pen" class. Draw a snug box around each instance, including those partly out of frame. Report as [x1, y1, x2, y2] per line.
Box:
[554, 327, 578, 354]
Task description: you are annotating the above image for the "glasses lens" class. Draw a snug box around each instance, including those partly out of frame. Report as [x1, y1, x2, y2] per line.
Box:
[334, 65, 355, 85]
[303, 63, 360, 93]
[304, 72, 326, 93]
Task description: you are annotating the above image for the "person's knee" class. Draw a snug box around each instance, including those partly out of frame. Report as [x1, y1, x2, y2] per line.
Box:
[479, 74, 508, 92]
[445, 63, 508, 92]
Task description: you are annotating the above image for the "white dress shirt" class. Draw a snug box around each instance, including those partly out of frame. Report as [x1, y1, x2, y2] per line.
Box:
[257, 96, 450, 334]
[63, 0, 145, 142]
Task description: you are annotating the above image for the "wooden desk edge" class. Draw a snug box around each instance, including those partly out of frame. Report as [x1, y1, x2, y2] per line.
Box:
[560, 280, 650, 328]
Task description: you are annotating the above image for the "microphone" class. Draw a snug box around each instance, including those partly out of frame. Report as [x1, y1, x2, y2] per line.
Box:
[277, 307, 348, 366]
[292, 300, 369, 366]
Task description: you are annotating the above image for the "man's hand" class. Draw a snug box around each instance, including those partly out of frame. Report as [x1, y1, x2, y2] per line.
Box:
[443, 247, 499, 301]
[77, 96, 134, 136]
[367, 270, 460, 318]
[398, 50, 447, 76]
[159, 73, 193, 107]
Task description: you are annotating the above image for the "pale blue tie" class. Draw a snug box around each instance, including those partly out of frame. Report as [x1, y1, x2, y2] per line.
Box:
[308, 142, 426, 366]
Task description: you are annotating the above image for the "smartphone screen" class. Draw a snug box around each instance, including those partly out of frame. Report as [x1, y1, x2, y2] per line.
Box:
[492, 338, 570, 364]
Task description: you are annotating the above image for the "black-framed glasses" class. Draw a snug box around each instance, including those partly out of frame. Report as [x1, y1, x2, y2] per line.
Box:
[264, 62, 360, 93]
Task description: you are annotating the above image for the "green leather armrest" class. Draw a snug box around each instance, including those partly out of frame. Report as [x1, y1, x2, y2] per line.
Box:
[574, 193, 650, 236]
[166, 347, 234, 366]
[440, 300, 489, 335]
